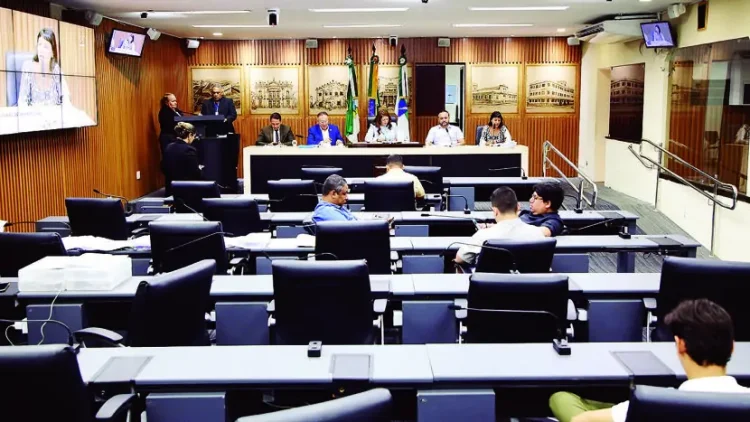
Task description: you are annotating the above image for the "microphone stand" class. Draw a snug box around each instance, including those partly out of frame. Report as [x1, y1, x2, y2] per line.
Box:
[444, 195, 472, 214]
[488, 167, 528, 180]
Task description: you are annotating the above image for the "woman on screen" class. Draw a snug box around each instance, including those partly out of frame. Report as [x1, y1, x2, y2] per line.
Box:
[478, 111, 512, 146]
[118, 34, 136, 51]
[17, 28, 70, 107]
[651, 25, 666, 43]
[365, 109, 399, 143]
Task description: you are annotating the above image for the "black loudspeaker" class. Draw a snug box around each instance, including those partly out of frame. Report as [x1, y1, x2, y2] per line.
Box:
[697, 1, 708, 31]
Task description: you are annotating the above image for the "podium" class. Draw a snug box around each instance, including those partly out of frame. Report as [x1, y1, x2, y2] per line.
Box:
[174, 115, 227, 137]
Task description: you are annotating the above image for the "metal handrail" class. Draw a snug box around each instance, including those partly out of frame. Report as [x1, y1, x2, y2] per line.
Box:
[627, 139, 739, 210]
[542, 141, 598, 209]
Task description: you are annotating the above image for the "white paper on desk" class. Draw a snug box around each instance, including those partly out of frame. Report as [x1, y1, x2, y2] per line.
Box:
[500, 140, 517, 148]
[0, 220, 6, 232]
[224, 232, 272, 249]
[296, 234, 316, 247]
[62, 236, 133, 251]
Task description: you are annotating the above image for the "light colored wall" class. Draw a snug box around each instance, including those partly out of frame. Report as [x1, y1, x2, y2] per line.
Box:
[675, 0, 750, 48]
[445, 65, 463, 125]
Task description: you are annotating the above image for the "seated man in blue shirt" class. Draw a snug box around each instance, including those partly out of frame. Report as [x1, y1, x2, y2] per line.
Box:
[312, 174, 357, 223]
[519, 181, 565, 237]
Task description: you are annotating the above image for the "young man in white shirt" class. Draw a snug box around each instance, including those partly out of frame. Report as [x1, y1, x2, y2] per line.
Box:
[455, 187, 544, 265]
[550, 298, 750, 422]
[425, 110, 465, 147]
[376, 154, 425, 200]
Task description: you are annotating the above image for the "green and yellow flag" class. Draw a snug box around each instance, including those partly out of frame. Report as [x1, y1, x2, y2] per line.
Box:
[344, 47, 360, 143]
[367, 44, 380, 120]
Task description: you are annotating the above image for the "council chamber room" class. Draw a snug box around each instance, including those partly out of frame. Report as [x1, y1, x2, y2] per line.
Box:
[1, 0, 749, 421]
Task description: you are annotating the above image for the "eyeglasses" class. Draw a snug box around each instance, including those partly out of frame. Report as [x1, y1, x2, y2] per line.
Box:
[530, 194, 543, 202]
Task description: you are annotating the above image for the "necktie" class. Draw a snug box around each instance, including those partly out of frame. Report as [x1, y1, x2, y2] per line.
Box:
[274, 130, 279, 144]
[214, 102, 219, 114]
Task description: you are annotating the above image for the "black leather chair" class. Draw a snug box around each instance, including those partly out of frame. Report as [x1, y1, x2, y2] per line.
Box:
[403, 165, 443, 194]
[65, 198, 137, 240]
[0, 344, 139, 421]
[457, 273, 569, 343]
[315, 220, 391, 274]
[268, 180, 319, 212]
[625, 384, 750, 421]
[474, 125, 483, 145]
[76, 260, 216, 348]
[364, 180, 415, 212]
[171, 181, 221, 214]
[648, 257, 750, 342]
[202, 198, 263, 236]
[236, 388, 393, 422]
[0, 232, 66, 277]
[301, 167, 343, 193]
[474, 238, 557, 273]
[270, 260, 385, 345]
[149, 221, 231, 274]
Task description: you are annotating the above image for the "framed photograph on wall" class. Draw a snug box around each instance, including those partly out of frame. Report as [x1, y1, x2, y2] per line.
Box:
[363, 64, 413, 115]
[307, 65, 348, 116]
[248, 66, 300, 115]
[190, 66, 243, 115]
[469, 65, 519, 114]
[525, 64, 577, 114]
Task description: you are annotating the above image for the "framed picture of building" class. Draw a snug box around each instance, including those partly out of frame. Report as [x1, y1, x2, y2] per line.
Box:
[248, 66, 300, 115]
[307, 65, 348, 116]
[469, 65, 519, 114]
[525, 65, 577, 114]
[363, 64, 413, 115]
[609, 63, 645, 142]
[190, 66, 243, 115]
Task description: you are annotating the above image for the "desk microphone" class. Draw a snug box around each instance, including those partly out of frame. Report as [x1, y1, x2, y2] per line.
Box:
[488, 167, 527, 180]
[93, 189, 134, 214]
[444, 195, 472, 214]
[420, 213, 480, 233]
[445, 305, 571, 355]
[164, 230, 234, 255]
[437, 241, 518, 273]
[173, 198, 209, 221]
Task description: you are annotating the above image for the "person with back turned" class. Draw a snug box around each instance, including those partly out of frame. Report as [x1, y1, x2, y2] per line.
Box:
[376, 154, 425, 200]
[158, 93, 185, 155]
[549, 299, 750, 422]
[163, 122, 202, 196]
[199, 84, 237, 134]
[257, 112, 296, 146]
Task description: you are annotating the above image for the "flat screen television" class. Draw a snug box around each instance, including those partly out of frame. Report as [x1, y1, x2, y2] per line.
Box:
[641, 21, 675, 48]
[108, 29, 146, 57]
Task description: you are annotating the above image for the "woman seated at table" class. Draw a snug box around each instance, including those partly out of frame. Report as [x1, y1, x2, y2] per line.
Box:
[365, 109, 400, 143]
[478, 111, 512, 146]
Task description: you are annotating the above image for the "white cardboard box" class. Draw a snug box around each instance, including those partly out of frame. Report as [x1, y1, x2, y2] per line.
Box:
[18, 254, 132, 292]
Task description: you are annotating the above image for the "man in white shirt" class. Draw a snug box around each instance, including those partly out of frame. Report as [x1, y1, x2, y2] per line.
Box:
[376, 154, 425, 199]
[550, 299, 750, 422]
[455, 187, 544, 265]
[425, 110, 465, 147]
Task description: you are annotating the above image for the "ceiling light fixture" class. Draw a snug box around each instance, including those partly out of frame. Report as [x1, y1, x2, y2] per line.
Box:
[180, 10, 251, 14]
[310, 8, 408, 13]
[557, 28, 566, 33]
[213, 32, 223, 36]
[469, 6, 569, 11]
[192, 24, 268, 28]
[323, 24, 402, 28]
[453, 23, 533, 28]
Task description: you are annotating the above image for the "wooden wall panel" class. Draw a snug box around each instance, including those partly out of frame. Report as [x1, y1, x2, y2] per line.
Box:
[59, 21, 96, 77]
[0, 1, 188, 230]
[0, 8, 13, 71]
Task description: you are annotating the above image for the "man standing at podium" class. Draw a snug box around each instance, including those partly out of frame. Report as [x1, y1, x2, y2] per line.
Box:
[200, 84, 237, 134]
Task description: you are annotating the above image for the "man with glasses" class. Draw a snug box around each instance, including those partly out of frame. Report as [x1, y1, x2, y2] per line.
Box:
[312, 175, 357, 223]
[520, 181, 565, 237]
[199, 84, 237, 134]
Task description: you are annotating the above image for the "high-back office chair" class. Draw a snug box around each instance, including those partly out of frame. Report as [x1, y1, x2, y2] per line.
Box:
[649, 257, 750, 342]
[65, 198, 130, 240]
[474, 238, 557, 273]
[268, 180, 319, 212]
[75, 260, 216, 348]
[202, 198, 263, 236]
[364, 180, 415, 212]
[236, 388, 393, 422]
[0, 232, 66, 277]
[315, 220, 391, 274]
[403, 166, 443, 194]
[271, 260, 384, 345]
[149, 221, 229, 274]
[171, 181, 221, 214]
[5, 52, 33, 106]
[625, 385, 750, 422]
[474, 126, 483, 145]
[0, 344, 140, 421]
[301, 167, 343, 193]
[460, 273, 569, 343]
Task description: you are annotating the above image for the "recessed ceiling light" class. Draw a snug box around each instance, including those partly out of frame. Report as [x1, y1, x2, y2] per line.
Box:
[213, 32, 223, 36]
[180, 10, 251, 14]
[323, 24, 402, 28]
[310, 8, 408, 13]
[469, 6, 569, 11]
[557, 28, 566, 33]
[639, 0, 652, 2]
[192, 25, 268, 28]
[453, 23, 533, 28]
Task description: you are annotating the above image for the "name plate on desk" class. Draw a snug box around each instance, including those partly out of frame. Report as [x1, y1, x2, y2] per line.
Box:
[91, 356, 152, 385]
[611, 351, 675, 387]
[330, 354, 371, 382]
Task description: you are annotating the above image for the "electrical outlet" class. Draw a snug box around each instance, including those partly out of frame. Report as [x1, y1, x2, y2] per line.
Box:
[136, 171, 141, 180]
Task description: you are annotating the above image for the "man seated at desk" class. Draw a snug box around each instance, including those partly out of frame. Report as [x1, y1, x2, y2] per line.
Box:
[455, 187, 543, 266]
[520, 181, 565, 237]
[377, 154, 425, 200]
[550, 299, 750, 422]
[307, 111, 345, 146]
[312, 174, 357, 223]
[425, 110, 465, 147]
[256, 112, 295, 146]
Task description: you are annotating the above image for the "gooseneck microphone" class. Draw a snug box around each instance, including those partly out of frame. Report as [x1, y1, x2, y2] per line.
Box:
[420, 213, 480, 232]
[93, 189, 134, 213]
[173, 198, 209, 221]
[488, 167, 527, 180]
[444, 195, 472, 214]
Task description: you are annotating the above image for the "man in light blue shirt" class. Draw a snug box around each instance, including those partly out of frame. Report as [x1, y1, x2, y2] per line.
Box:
[312, 174, 357, 223]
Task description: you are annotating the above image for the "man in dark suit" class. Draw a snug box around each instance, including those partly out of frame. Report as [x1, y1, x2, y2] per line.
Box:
[200, 84, 237, 134]
[256, 112, 295, 146]
[163, 122, 203, 196]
